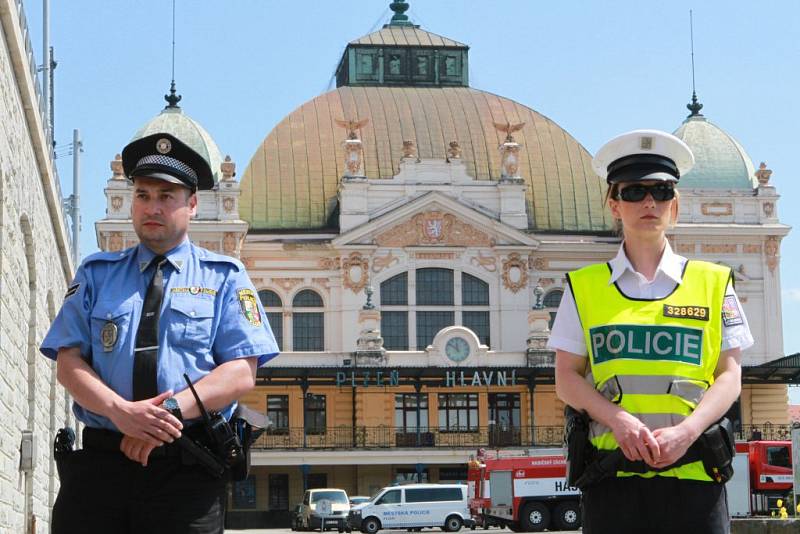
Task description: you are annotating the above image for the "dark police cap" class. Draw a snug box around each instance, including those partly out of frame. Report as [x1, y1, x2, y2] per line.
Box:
[121, 132, 214, 191]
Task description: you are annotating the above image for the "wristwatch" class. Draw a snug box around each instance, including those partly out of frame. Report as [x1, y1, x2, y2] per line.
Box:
[160, 396, 183, 422]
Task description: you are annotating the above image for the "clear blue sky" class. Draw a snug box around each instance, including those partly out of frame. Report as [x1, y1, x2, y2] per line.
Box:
[22, 1, 800, 401]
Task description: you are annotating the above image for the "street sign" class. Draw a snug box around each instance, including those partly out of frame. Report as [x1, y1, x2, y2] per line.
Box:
[317, 499, 332, 516]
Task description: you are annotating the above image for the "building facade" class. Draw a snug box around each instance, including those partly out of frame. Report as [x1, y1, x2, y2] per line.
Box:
[0, 1, 75, 532]
[93, 2, 793, 529]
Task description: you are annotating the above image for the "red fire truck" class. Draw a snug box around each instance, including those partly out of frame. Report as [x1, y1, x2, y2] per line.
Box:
[467, 449, 580, 532]
[732, 440, 793, 515]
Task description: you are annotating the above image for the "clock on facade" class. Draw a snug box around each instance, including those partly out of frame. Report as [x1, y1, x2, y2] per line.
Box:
[444, 336, 471, 362]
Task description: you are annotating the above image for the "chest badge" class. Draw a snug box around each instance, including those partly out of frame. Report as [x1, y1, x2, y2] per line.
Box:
[101, 321, 118, 352]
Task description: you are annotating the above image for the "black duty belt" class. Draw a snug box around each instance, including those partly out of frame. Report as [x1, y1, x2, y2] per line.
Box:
[82, 426, 207, 459]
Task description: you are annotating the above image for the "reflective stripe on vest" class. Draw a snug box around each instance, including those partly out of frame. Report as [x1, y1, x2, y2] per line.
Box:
[568, 260, 730, 482]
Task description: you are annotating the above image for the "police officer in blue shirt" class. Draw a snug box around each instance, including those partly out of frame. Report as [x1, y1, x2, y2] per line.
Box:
[41, 132, 279, 534]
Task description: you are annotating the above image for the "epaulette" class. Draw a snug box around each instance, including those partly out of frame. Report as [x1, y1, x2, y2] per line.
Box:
[81, 246, 135, 266]
[197, 246, 244, 272]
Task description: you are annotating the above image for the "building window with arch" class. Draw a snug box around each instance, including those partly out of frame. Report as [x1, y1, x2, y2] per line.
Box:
[293, 289, 324, 351]
[380, 269, 490, 350]
[258, 289, 283, 351]
[543, 288, 564, 329]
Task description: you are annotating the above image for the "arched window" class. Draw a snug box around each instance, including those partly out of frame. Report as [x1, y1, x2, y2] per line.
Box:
[380, 269, 491, 350]
[461, 274, 490, 346]
[543, 289, 564, 308]
[543, 289, 564, 329]
[380, 273, 408, 350]
[292, 290, 324, 351]
[258, 290, 283, 351]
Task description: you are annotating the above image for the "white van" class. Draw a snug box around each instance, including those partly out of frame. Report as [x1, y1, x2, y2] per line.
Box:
[348, 484, 474, 534]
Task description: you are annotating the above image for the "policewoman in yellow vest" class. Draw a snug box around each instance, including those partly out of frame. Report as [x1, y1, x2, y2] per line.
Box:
[550, 130, 752, 534]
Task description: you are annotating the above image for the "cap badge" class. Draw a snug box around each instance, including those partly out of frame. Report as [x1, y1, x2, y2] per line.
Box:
[156, 138, 172, 154]
[639, 136, 653, 150]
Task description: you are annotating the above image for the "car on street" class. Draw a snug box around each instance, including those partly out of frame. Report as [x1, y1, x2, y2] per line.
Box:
[298, 488, 350, 532]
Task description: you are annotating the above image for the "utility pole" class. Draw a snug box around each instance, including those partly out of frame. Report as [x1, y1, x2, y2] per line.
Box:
[62, 130, 82, 264]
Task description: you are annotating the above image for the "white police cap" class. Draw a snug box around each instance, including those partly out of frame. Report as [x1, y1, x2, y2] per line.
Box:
[592, 129, 695, 184]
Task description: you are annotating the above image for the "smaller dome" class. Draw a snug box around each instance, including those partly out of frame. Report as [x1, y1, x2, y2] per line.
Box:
[131, 107, 224, 185]
[673, 115, 756, 190]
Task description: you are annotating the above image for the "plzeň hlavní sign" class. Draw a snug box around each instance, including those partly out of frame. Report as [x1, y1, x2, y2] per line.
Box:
[335, 370, 518, 387]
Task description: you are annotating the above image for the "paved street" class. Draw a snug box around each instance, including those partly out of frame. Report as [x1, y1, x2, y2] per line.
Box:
[226, 528, 581, 534]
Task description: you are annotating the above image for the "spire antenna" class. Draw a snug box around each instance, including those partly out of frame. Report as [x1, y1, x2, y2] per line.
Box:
[686, 9, 703, 118]
[164, 0, 182, 109]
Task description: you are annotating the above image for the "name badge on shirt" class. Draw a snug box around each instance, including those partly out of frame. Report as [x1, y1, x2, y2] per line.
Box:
[663, 304, 709, 321]
[101, 321, 118, 352]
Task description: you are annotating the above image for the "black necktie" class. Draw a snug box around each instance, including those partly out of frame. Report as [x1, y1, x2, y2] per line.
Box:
[133, 255, 167, 401]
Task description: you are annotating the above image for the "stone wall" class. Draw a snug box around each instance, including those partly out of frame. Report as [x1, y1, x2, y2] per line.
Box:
[0, 1, 74, 532]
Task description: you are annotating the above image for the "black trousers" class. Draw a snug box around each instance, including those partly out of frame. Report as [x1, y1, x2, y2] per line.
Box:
[52, 430, 228, 534]
[582, 476, 729, 534]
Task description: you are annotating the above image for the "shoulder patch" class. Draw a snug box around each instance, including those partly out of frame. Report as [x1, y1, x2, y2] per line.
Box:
[722, 295, 744, 327]
[63, 283, 80, 300]
[237, 288, 262, 326]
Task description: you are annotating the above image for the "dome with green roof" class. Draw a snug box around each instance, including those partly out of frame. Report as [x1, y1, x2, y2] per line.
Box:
[131, 86, 225, 186]
[672, 96, 756, 190]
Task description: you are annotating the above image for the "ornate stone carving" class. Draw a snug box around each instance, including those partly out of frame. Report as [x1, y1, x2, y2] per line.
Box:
[223, 197, 235, 213]
[272, 278, 303, 293]
[743, 244, 762, 254]
[530, 256, 548, 271]
[223, 232, 238, 254]
[415, 252, 455, 260]
[312, 277, 331, 291]
[502, 253, 528, 293]
[538, 277, 555, 288]
[342, 252, 369, 294]
[447, 141, 461, 160]
[470, 251, 497, 272]
[701, 244, 737, 254]
[371, 251, 399, 273]
[110, 154, 125, 180]
[701, 202, 733, 216]
[499, 141, 522, 181]
[319, 256, 342, 270]
[765, 236, 780, 273]
[493, 121, 526, 143]
[200, 240, 218, 252]
[755, 162, 772, 186]
[402, 140, 416, 159]
[677, 243, 695, 254]
[221, 155, 236, 181]
[335, 118, 369, 177]
[342, 138, 364, 177]
[107, 232, 123, 252]
[110, 196, 123, 211]
[375, 211, 494, 247]
[763, 202, 774, 217]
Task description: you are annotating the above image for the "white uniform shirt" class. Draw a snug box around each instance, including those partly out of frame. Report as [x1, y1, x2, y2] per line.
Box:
[546, 241, 754, 357]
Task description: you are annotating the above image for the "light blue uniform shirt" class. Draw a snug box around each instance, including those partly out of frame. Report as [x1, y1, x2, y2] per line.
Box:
[41, 239, 279, 430]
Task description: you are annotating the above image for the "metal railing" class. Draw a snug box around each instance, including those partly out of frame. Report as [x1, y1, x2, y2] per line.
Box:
[735, 423, 794, 442]
[252, 425, 564, 450]
[12, 0, 70, 244]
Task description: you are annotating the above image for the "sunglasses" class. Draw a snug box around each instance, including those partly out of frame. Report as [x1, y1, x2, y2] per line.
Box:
[615, 183, 676, 202]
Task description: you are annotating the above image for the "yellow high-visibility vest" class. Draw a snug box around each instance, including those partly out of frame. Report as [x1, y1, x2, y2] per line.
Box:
[568, 260, 731, 481]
